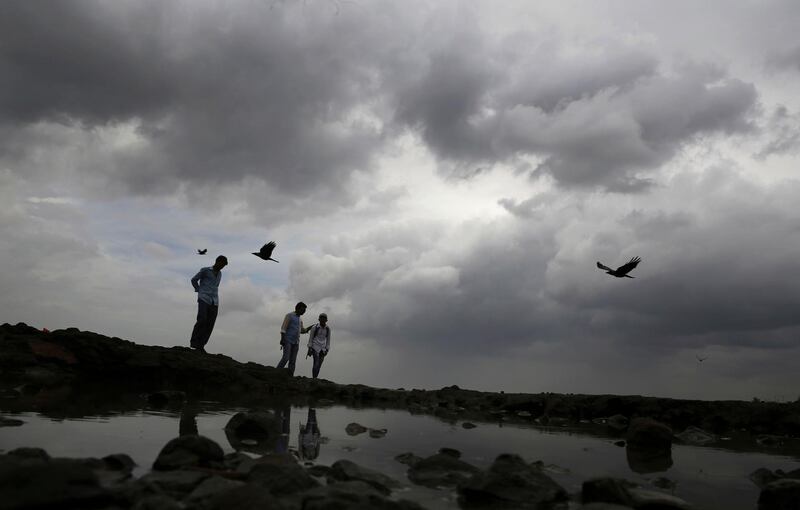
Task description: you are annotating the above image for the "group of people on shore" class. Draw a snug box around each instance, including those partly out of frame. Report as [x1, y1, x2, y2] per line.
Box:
[188, 255, 332, 379]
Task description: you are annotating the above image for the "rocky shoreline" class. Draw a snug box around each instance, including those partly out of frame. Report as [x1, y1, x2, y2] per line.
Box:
[2, 322, 800, 508]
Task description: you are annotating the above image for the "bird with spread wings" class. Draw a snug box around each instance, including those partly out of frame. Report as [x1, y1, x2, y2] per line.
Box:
[597, 256, 641, 278]
[253, 241, 280, 263]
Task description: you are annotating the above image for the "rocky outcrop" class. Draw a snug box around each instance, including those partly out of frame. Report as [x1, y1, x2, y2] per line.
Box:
[152, 435, 225, 471]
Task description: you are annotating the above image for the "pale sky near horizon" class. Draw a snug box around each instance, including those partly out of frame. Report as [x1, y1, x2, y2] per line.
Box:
[2, 0, 800, 401]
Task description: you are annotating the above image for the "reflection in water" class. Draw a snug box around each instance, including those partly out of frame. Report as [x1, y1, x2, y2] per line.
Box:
[275, 405, 291, 455]
[299, 407, 321, 461]
[626, 444, 674, 474]
[179, 401, 199, 436]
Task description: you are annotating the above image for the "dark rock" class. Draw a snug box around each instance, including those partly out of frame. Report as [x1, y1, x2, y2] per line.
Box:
[185, 475, 246, 503]
[247, 453, 320, 495]
[131, 494, 183, 510]
[613, 441, 626, 447]
[626, 418, 673, 450]
[626, 443, 673, 474]
[329, 459, 401, 495]
[626, 487, 693, 509]
[139, 470, 210, 497]
[307, 465, 333, 477]
[407, 452, 481, 489]
[146, 391, 186, 407]
[152, 435, 224, 471]
[462, 422, 477, 429]
[458, 454, 567, 509]
[302, 480, 425, 510]
[583, 477, 692, 509]
[751, 468, 782, 489]
[757, 435, 785, 447]
[580, 505, 635, 510]
[197, 483, 289, 510]
[395, 452, 423, 467]
[0, 454, 112, 509]
[368, 428, 387, 438]
[438, 447, 461, 458]
[675, 426, 716, 445]
[7, 447, 50, 460]
[345, 422, 368, 435]
[607, 414, 629, 431]
[652, 476, 677, 490]
[758, 479, 800, 510]
[103, 453, 136, 472]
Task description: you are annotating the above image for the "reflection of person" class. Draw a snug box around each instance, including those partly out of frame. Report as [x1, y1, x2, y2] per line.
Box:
[306, 313, 331, 379]
[179, 402, 199, 436]
[277, 302, 312, 375]
[275, 405, 291, 454]
[189, 255, 228, 353]
[298, 407, 321, 460]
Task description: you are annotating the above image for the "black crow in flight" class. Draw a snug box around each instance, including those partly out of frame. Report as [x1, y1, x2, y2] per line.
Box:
[597, 256, 641, 278]
[253, 241, 279, 262]
[197, 249, 207, 255]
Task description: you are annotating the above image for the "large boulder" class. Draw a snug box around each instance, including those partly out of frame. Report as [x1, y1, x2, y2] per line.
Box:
[626, 418, 673, 450]
[582, 477, 693, 509]
[246, 453, 320, 495]
[329, 459, 401, 495]
[152, 435, 225, 471]
[457, 454, 567, 509]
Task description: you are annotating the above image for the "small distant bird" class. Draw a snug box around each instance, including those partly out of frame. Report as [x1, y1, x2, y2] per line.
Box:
[696, 355, 708, 362]
[597, 256, 641, 278]
[197, 249, 207, 255]
[253, 241, 279, 262]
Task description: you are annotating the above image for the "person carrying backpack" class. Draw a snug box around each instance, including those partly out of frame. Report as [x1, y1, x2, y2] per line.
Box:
[306, 313, 331, 379]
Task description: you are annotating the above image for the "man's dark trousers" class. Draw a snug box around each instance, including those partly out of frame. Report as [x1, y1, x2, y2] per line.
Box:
[190, 300, 218, 349]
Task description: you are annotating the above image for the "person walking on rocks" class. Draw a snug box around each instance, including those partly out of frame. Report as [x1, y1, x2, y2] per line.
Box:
[306, 313, 331, 379]
[189, 255, 227, 353]
[277, 301, 311, 375]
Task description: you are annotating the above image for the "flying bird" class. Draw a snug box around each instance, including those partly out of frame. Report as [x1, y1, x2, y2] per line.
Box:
[696, 355, 708, 362]
[253, 241, 279, 263]
[597, 256, 641, 278]
[197, 249, 207, 255]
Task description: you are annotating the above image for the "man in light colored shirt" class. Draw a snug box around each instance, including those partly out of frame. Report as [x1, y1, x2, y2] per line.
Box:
[277, 301, 312, 375]
[189, 255, 227, 353]
[306, 313, 331, 379]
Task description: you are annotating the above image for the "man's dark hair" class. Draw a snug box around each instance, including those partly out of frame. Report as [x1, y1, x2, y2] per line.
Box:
[295, 301, 307, 311]
[216, 255, 228, 264]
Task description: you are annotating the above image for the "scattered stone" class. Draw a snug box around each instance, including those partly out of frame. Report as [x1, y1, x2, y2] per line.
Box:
[369, 428, 387, 438]
[758, 479, 800, 510]
[458, 454, 568, 509]
[139, 469, 210, 497]
[345, 423, 368, 436]
[462, 422, 477, 429]
[394, 452, 423, 467]
[329, 459, 401, 495]
[675, 426, 716, 445]
[184, 475, 246, 503]
[407, 451, 481, 489]
[152, 435, 225, 471]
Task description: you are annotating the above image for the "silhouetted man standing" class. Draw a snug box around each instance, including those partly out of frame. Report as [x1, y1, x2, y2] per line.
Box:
[306, 313, 331, 379]
[190, 255, 227, 353]
[277, 301, 311, 375]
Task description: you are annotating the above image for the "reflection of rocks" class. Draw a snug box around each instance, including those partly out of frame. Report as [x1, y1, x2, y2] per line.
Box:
[224, 411, 282, 454]
[368, 428, 387, 438]
[625, 443, 673, 474]
[328, 459, 401, 495]
[457, 454, 568, 509]
[0, 416, 24, 427]
[407, 450, 481, 489]
[345, 422, 368, 436]
[750, 467, 800, 489]
[152, 435, 224, 471]
[394, 452, 423, 467]
[625, 417, 673, 474]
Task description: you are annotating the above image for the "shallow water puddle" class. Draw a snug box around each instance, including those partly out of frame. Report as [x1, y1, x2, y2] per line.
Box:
[1, 404, 798, 509]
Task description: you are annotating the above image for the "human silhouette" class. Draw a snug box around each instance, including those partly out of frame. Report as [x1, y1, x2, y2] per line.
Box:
[189, 255, 227, 353]
[298, 407, 322, 461]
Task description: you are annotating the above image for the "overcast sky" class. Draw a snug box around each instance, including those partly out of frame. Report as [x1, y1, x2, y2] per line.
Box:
[3, 0, 800, 400]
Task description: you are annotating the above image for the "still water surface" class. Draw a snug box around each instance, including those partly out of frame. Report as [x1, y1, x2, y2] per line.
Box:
[1, 404, 798, 509]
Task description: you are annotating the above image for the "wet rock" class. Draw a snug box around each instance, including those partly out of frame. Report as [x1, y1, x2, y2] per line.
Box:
[7, 447, 50, 460]
[458, 454, 568, 509]
[224, 411, 281, 453]
[0, 453, 112, 509]
[607, 414, 629, 431]
[626, 418, 672, 450]
[307, 465, 333, 477]
[462, 422, 477, 429]
[139, 470, 209, 497]
[0, 417, 24, 427]
[301, 480, 425, 510]
[583, 477, 693, 509]
[102, 453, 136, 472]
[369, 428, 388, 438]
[652, 476, 677, 490]
[196, 483, 289, 510]
[329, 459, 401, 495]
[580, 504, 634, 510]
[758, 479, 800, 510]
[152, 435, 225, 471]
[345, 422, 368, 435]
[675, 426, 716, 445]
[751, 468, 782, 489]
[613, 441, 626, 447]
[184, 475, 246, 503]
[407, 451, 481, 489]
[394, 452, 423, 467]
[131, 494, 183, 510]
[757, 435, 785, 447]
[247, 453, 320, 495]
[438, 447, 461, 458]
